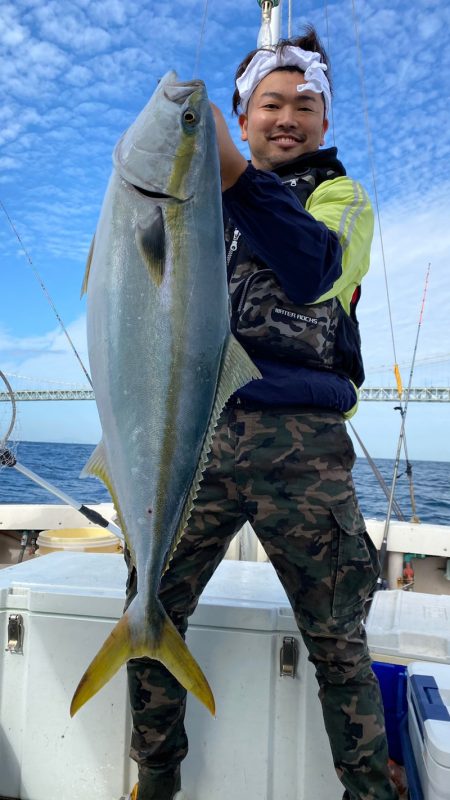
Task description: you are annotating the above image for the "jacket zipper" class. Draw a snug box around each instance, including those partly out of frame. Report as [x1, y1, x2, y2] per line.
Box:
[226, 228, 241, 268]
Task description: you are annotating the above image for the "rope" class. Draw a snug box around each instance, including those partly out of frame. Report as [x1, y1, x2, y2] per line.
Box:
[193, 0, 209, 77]
[0, 198, 93, 388]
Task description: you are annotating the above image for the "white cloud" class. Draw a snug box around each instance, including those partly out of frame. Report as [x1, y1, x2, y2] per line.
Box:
[0, 157, 21, 170]
[0, 316, 89, 382]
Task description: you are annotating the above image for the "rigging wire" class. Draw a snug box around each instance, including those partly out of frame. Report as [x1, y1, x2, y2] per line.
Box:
[193, 0, 209, 78]
[0, 198, 93, 389]
[350, 0, 399, 374]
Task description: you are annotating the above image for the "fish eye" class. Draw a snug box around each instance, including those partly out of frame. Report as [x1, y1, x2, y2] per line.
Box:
[182, 108, 198, 129]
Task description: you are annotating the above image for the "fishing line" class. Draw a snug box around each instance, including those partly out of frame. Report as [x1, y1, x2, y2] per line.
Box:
[193, 0, 209, 77]
[0, 198, 93, 388]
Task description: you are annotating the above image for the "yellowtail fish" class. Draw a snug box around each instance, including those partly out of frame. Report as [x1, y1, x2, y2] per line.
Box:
[70, 72, 260, 717]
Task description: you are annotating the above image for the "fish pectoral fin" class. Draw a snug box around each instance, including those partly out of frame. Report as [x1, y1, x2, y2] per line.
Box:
[135, 206, 165, 286]
[80, 438, 109, 482]
[70, 602, 215, 718]
[80, 234, 96, 297]
[80, 440, 132, 554]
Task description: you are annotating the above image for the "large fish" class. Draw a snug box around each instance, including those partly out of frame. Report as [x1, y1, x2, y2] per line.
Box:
[70, 73, 260, 718]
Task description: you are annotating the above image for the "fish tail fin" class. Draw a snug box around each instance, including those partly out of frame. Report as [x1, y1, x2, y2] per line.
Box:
[152, 606, 215, 716]
[70, 600, 215, 718]
[70, 610, 133, 718]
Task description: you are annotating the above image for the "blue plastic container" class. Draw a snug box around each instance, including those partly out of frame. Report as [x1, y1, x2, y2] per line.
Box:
[372, 661, 408, 764]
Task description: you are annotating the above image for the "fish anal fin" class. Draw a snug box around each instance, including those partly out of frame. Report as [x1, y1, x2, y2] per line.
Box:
[164, 334, 261, 572]
[80, 440, 132, 556]
[80, 234, 95, 298]
[135, 206, 165, 286]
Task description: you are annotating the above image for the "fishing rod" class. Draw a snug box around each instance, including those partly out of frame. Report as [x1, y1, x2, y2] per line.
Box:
[375, 263, 431, 587]
[348, 421, 405, 521]
[0, 446, 124, 541]
[0, 370, 123, 541]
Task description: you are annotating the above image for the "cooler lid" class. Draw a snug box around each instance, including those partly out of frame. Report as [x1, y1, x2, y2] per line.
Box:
[366, 589, 450, 664]
[0, 552, 126, 618]
[191, 559, 298, 633]
[408, 661, 450, 768]
[0, 553, 298, 632]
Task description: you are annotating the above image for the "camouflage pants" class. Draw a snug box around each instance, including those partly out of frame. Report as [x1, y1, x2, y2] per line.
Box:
[125, 403, 397, 800]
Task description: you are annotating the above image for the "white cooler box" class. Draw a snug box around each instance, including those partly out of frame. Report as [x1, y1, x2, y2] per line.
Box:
[366, 589, 450, 665]
[0, 553, 341, 800]
[407, 662, 450, 800]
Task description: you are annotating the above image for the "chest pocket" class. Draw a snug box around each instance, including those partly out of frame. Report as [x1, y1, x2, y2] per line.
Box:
[232, 267, 340, 368]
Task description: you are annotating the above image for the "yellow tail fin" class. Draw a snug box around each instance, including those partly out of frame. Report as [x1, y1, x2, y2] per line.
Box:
[70, 602, 215, 717]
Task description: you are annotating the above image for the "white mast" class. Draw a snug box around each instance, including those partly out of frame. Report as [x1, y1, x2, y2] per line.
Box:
[257, 0, 282, 48]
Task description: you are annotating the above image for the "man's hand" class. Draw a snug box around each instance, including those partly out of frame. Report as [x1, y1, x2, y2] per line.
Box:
[210, 102, 248, 192]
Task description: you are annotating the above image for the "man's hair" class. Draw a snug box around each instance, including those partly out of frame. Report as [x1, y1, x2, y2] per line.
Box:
[232, 24, 332, 115]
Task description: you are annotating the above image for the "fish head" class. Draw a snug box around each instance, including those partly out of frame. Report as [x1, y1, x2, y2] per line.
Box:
[113, 71, 215, 202]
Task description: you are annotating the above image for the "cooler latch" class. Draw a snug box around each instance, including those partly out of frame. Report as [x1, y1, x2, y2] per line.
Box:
[6, 613, 24, 654]
[280, 636, 298, 678]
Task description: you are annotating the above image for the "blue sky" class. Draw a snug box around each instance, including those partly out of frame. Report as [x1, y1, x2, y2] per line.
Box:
[0, 0, 449, 461]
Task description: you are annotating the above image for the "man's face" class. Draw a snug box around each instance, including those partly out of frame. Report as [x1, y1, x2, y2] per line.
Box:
[239, 69, 329, 171]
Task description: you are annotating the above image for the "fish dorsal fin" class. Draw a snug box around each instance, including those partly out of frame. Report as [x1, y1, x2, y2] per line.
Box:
[163, 334, 261, 573]
[135, 206, 165, 286]
[80, 234, 96, 297]
[81, 439, 133, 558]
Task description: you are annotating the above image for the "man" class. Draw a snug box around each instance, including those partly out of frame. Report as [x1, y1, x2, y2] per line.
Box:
[126, 27, 398, 800]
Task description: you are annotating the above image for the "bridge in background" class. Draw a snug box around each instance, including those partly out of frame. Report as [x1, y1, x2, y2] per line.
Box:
[0, 387, 450, 402]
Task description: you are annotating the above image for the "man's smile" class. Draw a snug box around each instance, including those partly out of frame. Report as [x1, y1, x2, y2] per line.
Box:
[270, 134, 303, 143]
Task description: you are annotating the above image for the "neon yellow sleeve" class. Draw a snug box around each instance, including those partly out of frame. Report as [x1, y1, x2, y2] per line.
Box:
[305, 176, 374, 314]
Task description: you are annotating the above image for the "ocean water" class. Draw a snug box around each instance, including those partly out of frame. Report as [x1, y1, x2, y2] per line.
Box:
[0, 440, 449, 525]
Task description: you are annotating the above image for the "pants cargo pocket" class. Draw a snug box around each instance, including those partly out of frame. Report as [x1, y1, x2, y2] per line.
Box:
[330, 495, 380, 619]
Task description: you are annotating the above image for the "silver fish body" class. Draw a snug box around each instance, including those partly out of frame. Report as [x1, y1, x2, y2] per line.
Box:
[71, 72, 260, 717]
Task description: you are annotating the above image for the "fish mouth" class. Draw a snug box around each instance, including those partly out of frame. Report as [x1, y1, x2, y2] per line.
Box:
[132, 184, 191, 203]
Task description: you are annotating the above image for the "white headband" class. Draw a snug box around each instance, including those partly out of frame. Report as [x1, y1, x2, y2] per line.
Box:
[236, 45, 331, 118]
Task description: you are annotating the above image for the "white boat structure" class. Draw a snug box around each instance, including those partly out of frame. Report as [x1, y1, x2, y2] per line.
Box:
[0, 503, 450, 800]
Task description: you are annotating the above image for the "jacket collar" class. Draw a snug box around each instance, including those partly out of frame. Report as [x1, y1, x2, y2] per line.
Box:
[271, 147, 346, 179]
